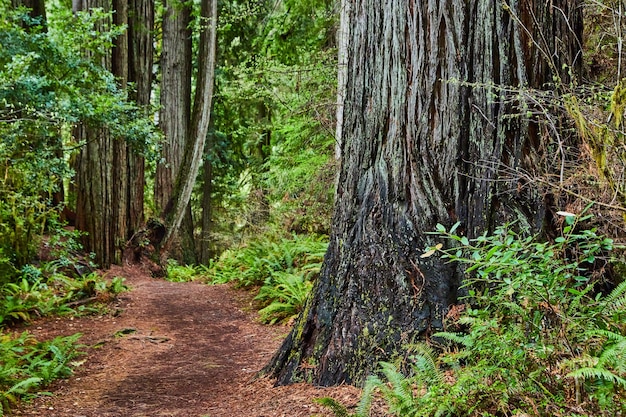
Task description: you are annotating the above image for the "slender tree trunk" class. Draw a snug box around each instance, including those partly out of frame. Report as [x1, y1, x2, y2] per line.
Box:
[334, 0, 349, 160]
[128, 0, 154, 234]
[111, 0, 129, 265]
[264, 0, 583, 386]
[159, 0, 218, 262]
[199, 138, 214, 264]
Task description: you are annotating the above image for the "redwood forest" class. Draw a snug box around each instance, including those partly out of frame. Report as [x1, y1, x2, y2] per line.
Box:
[2, 0, 626, 416]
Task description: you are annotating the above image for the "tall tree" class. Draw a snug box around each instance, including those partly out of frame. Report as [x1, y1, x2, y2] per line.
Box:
[127, 0, 154, 235]
[155, 0, 196, 263]
[264, 0, 583, 386]
[74, 0, 153, 267]
[160, 0, 218, 261]
[73, 0, 116, 268]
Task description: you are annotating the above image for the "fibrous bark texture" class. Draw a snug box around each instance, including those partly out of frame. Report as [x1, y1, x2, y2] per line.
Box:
[74, 0, 116, 268]
[156, 0, 192, 212]
[75, 0, 153, 267]
[155, 0, 196, 263]
[265, 0, 582, 386]
[160, 0, 218, 262]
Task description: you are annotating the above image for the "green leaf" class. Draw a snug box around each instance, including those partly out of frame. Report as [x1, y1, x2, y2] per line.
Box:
[449, 221, 461, 235]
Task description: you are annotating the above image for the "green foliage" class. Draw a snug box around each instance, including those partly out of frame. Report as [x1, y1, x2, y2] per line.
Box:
[165, 260, 210, 283]
[354, 214, 626, 416]
[208, 233, 327, 323]
[313, 397, 352, 417]
[0, 5, 159, 281]
[204, 0, 337, 248]
[0, 331, 83, 413]
[0, 269, 127, 328]
[255, 271, 313, 324]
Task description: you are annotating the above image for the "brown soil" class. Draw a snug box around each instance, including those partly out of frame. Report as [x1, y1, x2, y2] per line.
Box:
[11, 265, 363, 417]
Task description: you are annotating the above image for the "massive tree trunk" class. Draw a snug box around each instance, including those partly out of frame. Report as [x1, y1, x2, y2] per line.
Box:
[159, 0, 218, 263]
[264, 0, 582, 386]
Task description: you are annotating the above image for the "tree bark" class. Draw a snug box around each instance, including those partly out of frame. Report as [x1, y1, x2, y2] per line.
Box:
[74, 0, 116, 268]
[159, 0, 218, 261]
[264, 0, 583, 386]
[156, 0, 195, 262]
[74, 0, 152, 267]
[199, 138, 214, 264]
[127, 0, 154, 234]
[111, 0, 130, 265]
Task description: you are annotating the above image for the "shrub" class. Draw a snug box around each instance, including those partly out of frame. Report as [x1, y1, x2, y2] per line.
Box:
[352, 213, 626, 416]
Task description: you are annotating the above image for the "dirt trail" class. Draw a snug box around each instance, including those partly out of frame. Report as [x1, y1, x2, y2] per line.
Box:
[13, 266, 360, 417]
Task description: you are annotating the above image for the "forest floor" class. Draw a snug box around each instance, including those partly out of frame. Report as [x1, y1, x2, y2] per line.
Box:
[10, 265, 363, 417]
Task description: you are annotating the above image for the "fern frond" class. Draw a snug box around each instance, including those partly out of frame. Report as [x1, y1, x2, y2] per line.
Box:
[313, 397, 352, 417]
[587, 329, 626, 342]
[605, 280, 626, 305]
[356, 374, 384, 417]
[598, 339, 626, 370]
[407, 343, 442, 384]
[567, 367, 626, 388]
[433, 331, 471, 347]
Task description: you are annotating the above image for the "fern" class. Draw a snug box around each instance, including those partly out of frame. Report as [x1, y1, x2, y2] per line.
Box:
[314, 397, 352, 417]
[433, 331, 471, 347]
[567, 367, 626, 389]
[603, 280, 626, 312]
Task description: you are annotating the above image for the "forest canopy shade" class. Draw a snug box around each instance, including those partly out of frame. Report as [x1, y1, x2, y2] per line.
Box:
[264, 0, 582, 386]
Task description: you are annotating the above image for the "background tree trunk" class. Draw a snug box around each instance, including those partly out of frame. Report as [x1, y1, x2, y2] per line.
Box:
[111, 0, 129, 265]
[264, 0, 583, 386]
[127, 0, 154, 235]
[75, 0, 152, 267]
[74, 0, 116, 268]
[156, 0, 196, 263]
[199, 132, 214, 264]
[159, 0, 218, 262]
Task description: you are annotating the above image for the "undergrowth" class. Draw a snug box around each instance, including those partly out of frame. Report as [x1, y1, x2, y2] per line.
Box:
[207, 233, 327, 323]
[0, 332, 83, 414]
[320, 212, 626, 417]
[165, 260, 211, 283]
[0, 242, 127, 412]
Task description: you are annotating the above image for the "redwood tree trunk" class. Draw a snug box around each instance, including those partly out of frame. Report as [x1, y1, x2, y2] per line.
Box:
[156, 0, 195, 262]
[74, 0, 152, 267]
[127, 0, 153, 234]
[264, 0, 582, 386]
[74, 0, 116, 268]
[159, 0, 218, 263]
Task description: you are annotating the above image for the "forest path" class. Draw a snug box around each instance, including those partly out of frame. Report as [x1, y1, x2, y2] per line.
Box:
[13, 265, 359, 417]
